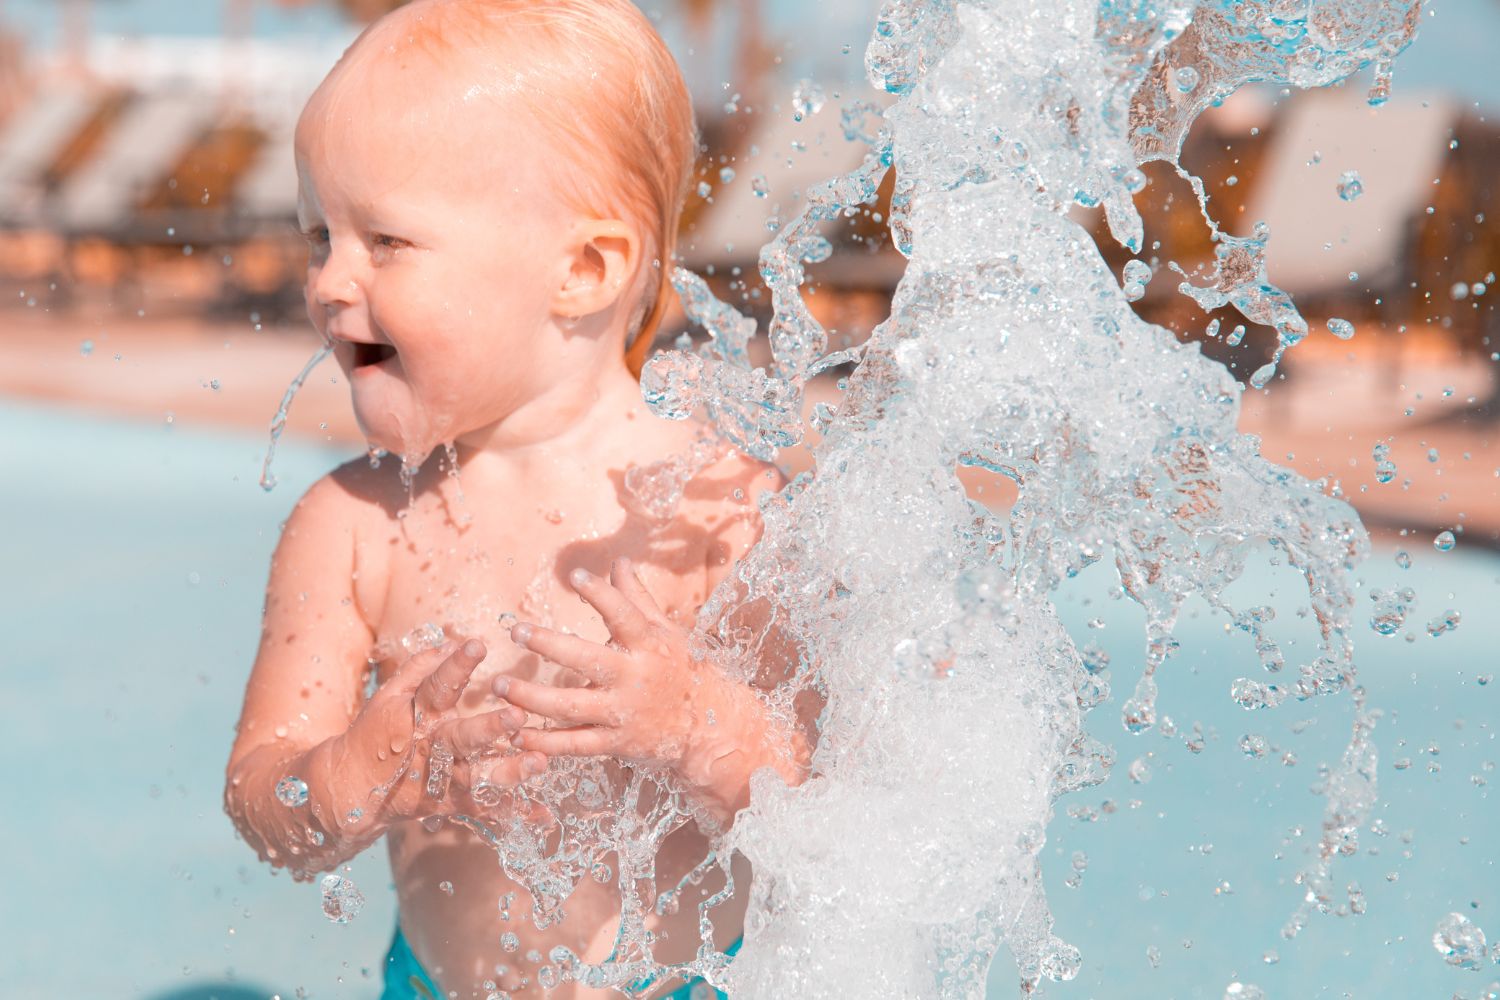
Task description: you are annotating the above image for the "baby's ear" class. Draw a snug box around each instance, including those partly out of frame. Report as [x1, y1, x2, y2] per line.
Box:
[554, 219, 641, 320]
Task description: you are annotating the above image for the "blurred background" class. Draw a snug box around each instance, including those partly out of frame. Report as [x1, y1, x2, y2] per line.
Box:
[0, 1, 1495, 998]
[0, 0, 1496, 534]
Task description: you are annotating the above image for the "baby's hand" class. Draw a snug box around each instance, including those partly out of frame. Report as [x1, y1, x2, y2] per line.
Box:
[338, 639, 546, 831]
[499, 559, 727, 775]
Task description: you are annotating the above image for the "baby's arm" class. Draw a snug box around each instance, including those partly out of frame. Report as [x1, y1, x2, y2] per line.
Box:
[224, 474, 539, 876]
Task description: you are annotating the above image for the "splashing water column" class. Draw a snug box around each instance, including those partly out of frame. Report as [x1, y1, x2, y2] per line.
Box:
[635, 0, 1422, 993]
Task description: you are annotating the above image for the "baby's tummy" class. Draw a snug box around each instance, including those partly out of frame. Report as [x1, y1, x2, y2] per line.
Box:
[387, 817, 747, 998]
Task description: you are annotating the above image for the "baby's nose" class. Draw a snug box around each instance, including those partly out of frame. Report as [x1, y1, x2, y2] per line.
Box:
[312, 257, 361, 308]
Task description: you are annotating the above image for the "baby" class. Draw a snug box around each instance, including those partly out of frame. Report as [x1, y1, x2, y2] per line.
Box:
[222, 2, 808, 997]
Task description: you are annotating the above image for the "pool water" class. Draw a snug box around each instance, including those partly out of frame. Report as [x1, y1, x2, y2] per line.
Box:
[0, 400, 393, 998]
[1012, 515, 1499, 996]
[1, 398, 1493, 998]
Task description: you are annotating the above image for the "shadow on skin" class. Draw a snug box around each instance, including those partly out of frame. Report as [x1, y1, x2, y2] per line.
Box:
[552, 463, 754, 612]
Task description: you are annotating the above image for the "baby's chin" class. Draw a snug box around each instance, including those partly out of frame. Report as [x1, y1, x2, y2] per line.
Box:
[351, 397, 445, 470]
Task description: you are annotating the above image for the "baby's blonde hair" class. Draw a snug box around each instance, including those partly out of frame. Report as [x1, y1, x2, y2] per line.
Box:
[353, 0, 696, 378]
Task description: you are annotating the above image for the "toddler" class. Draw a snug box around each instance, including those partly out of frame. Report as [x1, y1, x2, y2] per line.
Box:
[223, 2, 807, 996]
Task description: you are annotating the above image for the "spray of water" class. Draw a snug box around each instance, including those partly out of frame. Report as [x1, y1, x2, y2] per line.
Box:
[640, 0, 1415, 993]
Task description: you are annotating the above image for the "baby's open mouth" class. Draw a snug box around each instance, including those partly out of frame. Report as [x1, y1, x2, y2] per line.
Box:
[353, 343, 397, 368]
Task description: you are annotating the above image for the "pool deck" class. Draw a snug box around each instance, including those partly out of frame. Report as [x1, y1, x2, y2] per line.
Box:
[3, 305, 1496, 546]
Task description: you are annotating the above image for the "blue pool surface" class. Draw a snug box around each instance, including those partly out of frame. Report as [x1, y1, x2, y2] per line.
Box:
[1, 397, 1495, 998]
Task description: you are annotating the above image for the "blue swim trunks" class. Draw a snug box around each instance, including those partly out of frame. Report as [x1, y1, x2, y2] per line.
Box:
[381, 925, 740, 999]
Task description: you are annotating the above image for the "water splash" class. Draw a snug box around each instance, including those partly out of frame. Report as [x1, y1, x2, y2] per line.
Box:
[259, 342, 332, 492]
[627, 0, 1417, 992]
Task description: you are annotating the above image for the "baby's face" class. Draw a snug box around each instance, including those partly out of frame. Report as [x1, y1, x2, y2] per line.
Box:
[294, 52, 575, 461]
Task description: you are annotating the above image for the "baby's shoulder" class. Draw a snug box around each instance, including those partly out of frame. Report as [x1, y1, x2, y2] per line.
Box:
[285, 456, 406, 538]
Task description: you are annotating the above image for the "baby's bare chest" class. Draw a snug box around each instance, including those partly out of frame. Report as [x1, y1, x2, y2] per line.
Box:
[361, 487, 714, 712]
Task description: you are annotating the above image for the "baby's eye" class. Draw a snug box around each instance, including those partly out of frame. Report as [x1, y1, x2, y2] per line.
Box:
[369, 233, 413, 264]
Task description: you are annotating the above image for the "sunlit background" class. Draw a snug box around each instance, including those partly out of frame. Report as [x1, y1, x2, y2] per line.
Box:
[0, 1, 1495, 998]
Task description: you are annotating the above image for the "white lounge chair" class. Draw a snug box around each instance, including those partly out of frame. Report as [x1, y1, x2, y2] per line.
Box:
[54, 89, 219, 233]
[0, 84, 100, 223]
[1247, 89, 1456, 296]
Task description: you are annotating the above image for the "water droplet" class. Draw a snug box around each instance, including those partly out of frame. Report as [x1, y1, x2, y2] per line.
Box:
[1336, 170, 1364, 201]
[275, 776, 309, 807]
[1239, 733, 1269, 758]
[1434, 530, 1457, 552]
[1173, 65, 1200, 93]
[1122, 676, 1158, 733]
[751, 174, 770, 198]
[1426, 609, 1461, 637]
[1231, 677, 1284, 709]
[501, 931, 520, 952]
[1433, 912, 1489, 970]
[1224, 983, 1266, 999]
[1368, 587, 1414, 635]
[718, 167, 736, 184]
[1121, 259, 1152, 304]
[1452, 281, 1471, 301]
[791, 78, 826, 120]
[1327, 317, 1355, 340]
[1128, 758, 1152, 783]
[1395, 550, 1411, 569]
[80, 339, 94, 355]
[320, 874, 365, 923]
[696, 181, 712, 199]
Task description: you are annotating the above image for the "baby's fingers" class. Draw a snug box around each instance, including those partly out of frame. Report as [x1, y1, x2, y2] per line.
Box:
[444, 705, 527, 757]
[494, 675, 613, 726]
[512, 726, 614, 757]
[509, 625, 619, 685]
[610, 557, 667, 622]
[475, 750, 549, 786]
[567, 568, 653, 646]
[415, 638, 487, 717]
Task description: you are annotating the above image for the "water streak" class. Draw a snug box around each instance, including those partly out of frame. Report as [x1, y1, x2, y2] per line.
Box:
[259, 342, 332, 492]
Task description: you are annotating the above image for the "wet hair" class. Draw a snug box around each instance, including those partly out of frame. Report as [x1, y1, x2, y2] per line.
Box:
[351, 0, 697, 378]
